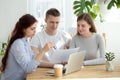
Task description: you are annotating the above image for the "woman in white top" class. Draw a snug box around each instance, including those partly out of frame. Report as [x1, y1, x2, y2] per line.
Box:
[0, 14, 53, 80]
[70, 13, 106, 65]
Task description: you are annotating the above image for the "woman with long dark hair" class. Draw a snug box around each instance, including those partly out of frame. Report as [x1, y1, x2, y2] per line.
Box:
[0, 14, 53, 80]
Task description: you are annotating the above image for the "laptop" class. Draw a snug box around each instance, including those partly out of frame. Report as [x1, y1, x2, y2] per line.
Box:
[47, 50, 86, 75]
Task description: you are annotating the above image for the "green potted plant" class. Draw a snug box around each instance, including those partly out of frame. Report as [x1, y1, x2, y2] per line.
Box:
[0, 42, 7, 63]
[0, 42, 7, 56]
[0, 35, 10, 56]
[105, 52, 115, 61]
[73, 0, 103, 22]
[105, 52, 115, 71]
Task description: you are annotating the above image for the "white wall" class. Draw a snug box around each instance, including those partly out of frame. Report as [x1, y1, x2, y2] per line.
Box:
[95, 22, 120, 61]
[64, 0, 75, 31]
[0, 0, 28, 43]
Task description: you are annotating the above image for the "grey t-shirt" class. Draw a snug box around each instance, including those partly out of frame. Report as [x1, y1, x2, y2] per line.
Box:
[70, 33, 106, 65]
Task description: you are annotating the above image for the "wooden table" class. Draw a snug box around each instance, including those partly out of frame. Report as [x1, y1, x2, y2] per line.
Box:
[27, 63, 120, 80]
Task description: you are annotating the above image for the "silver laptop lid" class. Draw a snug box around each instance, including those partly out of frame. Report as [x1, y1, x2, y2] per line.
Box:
[64, 50, 86, 75]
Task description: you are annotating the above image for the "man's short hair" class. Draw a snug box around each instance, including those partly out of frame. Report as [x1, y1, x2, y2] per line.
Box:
[46, 8, 60, 19]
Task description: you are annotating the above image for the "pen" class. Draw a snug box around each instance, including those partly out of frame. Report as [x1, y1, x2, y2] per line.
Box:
[53, 45, 57, 49]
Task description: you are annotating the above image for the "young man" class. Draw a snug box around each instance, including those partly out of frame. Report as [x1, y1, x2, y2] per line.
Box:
[31, 8, 71, 68]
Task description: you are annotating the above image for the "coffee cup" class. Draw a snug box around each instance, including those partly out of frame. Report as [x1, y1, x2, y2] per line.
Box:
[54, 64, 63, 77]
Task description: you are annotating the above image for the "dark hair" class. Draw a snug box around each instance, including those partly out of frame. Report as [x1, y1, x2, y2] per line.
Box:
[0, 14, 37, 72]
[77, 13, 97, 35]
[45, 8, 60, 19]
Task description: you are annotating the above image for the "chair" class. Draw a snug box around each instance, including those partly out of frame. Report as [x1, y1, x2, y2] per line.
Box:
[102, 32, 106, 48]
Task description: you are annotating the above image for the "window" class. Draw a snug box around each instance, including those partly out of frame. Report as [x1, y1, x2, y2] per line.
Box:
[28, 0, 65, 32]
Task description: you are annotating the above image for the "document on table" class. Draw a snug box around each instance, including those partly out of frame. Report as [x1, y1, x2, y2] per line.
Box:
[50, 47, 80, 63]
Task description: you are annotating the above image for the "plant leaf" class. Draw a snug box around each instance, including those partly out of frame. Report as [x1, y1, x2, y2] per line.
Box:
[73, 1, 81, 5]
[117, 0, 120, 8]
[92, 4, 100, 13]
[107, 0, 115, 9]
[89, 12, 97, 19]
[73, 5, 81, 10]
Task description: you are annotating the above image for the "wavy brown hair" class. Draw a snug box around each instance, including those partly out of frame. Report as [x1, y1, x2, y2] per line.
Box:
[0, 14, 37, 72]
[77, 13, 97, 35]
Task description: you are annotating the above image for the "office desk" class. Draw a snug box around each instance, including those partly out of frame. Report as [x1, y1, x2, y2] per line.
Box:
[27, 63, 120, 80]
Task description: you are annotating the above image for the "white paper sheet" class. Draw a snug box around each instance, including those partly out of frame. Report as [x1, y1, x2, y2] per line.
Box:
[50, 47, 80, 63]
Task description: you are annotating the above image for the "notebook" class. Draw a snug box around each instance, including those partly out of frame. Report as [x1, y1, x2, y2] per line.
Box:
[50, 47, 80, 63]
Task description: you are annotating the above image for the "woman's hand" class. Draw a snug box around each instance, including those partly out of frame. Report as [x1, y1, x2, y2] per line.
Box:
[42, 42, 53, 52]
[61, 62, 68, 66]
[36, 42, 53, 62]
[64, 45, 69, 49]
[57, 62, 68, 66]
